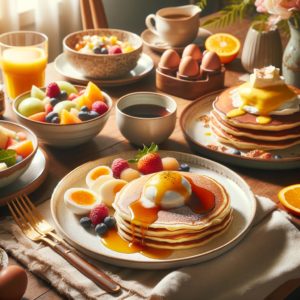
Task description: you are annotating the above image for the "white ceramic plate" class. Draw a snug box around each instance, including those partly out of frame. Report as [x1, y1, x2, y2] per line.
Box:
[141, 28, 212, 53]
[54, 53, 154, 87]
[0, 148, 48, 206]
[51, 151, 256, 270]
[180, 91, 300, 170]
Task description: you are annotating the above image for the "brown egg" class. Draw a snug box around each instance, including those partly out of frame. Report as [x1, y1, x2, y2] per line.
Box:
[178, 56, 199, 77]
[160, 49, 181, 68]
[182, 44, 202, 61]
[0, 266, 28, 300]
[201, 51, 221, 70]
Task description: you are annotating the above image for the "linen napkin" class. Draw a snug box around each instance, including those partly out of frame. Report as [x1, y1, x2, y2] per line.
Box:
[1, 196, 300, 300]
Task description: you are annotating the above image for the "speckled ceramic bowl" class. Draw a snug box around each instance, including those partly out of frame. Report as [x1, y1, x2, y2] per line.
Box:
[0, 121, 38, 188]
[13, 85, 112, 149]
[63, 29, 143, 79]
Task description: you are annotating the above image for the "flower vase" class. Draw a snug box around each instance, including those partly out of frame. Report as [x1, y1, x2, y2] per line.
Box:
[241, 22, 283, 73]
[282, 20, 300, 88]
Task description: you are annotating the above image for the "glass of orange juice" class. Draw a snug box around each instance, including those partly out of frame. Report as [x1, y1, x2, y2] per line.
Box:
[0, 31, 48, 103]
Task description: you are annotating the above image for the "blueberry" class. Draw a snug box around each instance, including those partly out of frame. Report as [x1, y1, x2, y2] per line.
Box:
[101, 47, 108, 54]
[99, 42, 105, 48]
[180, 164, 190, 172]
[16, 156, 23, 163]
[179, 167, 183, 171]
[46, 111, 59, 123]
[50, 97, 60, 107]
[233, 150, 241, 155]
[81, 106, 89, 112]
[78, 111, 90, 121]
[95, 223, 107, 235]
[80, 217, 91, 228]
[275, 155, 282, 159]
[14, 136, 21, 142]
[88, 111, 99, 119]
[103, 216, 116, 229]
[51, 117, 60, 123]
[93, 46, 101, 54]
[57, 90, 68, 101]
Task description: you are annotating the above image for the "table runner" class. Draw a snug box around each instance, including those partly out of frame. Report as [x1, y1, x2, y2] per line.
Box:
[1, 196, 300, 300]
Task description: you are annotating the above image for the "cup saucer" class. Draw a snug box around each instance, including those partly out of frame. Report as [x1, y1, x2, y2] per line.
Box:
[141, 28, 212, 53]
[54, 53, 154, 87]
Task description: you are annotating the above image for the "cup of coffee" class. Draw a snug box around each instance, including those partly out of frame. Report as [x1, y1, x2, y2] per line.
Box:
[145, 5, 201, 47]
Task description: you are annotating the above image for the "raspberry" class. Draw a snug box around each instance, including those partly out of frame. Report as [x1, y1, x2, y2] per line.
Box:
[90, 204, 109, 226]
[45, 104, 53, 114]
[46, 82, 60, 98]
[111, 158, 129, 178]
[91, 101, 108, 116]
[108, 45, 122, 55]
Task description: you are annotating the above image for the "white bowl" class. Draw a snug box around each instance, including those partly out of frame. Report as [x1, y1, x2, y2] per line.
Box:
[0, 121, 38, 188]
[13, 85, 112, 149]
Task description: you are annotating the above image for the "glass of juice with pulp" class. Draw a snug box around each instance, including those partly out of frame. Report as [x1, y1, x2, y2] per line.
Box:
[0, 31, 48, 102]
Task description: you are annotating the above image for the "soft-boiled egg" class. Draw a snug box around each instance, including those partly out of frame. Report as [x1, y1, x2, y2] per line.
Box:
[86, 166, 113, 187]
[64, 188, 101, 215]
[99, 179, 127, 207]
[89, 175, 114, 194]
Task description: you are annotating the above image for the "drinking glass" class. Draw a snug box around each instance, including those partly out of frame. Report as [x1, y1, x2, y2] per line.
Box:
[0, 31, 48, 103]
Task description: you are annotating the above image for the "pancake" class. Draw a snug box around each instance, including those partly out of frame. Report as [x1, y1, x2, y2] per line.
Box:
[213, 85, 300, 131]
[211, 110, 300, 141]
[210, 116, 300, 150]
[113, 172, 231, 231]
[117, 214, 233, 249]
[116, 209, 233, 243]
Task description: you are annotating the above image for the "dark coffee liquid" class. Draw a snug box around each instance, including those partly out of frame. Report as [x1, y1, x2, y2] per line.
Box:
[122, 104, 170, 118]
[163, 14, 190, 20]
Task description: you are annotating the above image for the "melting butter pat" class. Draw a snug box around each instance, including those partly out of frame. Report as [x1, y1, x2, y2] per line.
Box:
[250, 66, 284, 88]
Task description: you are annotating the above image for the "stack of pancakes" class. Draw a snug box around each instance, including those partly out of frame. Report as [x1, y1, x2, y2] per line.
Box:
[211, 86, 300, 150]
[113, 172, 232, 250]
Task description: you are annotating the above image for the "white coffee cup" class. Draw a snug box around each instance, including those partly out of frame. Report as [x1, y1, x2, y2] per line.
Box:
[145, 5, 201, 47]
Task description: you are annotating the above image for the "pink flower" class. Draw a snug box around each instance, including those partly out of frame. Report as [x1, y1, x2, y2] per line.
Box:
[277, 0, 300, 10]
[265, 0, 293, 24]
[255, 0, 268, 13]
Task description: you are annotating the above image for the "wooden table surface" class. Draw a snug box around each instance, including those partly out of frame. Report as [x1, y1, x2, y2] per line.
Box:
[1, 14, 300, 300]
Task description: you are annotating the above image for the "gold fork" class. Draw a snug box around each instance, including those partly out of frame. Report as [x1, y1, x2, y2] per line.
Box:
[8, 197, 120, 293]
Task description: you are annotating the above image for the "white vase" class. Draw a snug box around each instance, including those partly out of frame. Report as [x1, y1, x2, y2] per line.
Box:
[241, 23, 283, 73]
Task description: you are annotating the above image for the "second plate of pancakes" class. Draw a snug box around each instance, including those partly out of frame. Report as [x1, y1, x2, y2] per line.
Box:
[180, 90, 300, 170]
[51, 151, 256, 269]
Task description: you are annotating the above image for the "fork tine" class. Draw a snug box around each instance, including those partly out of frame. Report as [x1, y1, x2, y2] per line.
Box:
[19, 195, 40, 225]
[23, 194, 45, 222]
[15, 197, 36, 228]
[11, 200, 31, 231]
[8, 202, 28, 233]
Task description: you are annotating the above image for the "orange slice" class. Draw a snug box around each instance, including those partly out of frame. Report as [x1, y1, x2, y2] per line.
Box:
[205, 33, 240, 64]
[84, 82, 104, 104]
[60, 109, 82, 124]
[278, 184, 300, 216]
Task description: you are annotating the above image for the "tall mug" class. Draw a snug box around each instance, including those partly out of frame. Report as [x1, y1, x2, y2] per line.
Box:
[0, 31, 48, 103]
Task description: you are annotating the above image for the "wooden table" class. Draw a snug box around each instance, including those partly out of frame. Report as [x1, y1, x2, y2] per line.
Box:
[1, 15, 300, 300]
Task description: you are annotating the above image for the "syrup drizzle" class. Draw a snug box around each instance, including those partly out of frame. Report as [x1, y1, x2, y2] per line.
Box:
[101, 172, 215, 259]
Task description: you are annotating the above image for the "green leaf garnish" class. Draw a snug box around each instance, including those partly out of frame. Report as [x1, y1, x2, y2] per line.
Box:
[128, 143, 159, 163]
[0, 149, 17, 167]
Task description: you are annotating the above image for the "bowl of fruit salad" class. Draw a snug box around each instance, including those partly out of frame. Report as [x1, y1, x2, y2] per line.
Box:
[13, 81, 112, 149]
[0, 121, 38, 188]
[63, 29, 143, 79]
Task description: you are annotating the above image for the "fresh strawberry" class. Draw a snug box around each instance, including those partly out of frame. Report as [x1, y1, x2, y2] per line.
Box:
[111, 158, 129, 178]
[79, 89, 86, 96]
[90, 204, 109, 225]
[128, 143, 163, 175]
[45, 104, 53, 114]
[46, 82, 60, 98]
[68, 93, 79, 101]
[91, 101, 108, 116]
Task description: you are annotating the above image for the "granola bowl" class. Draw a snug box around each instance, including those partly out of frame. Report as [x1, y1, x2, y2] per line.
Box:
[63, 29, 143, 79]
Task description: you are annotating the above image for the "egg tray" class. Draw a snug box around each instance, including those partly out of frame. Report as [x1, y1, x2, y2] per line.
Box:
[156, 66, 226, 100]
